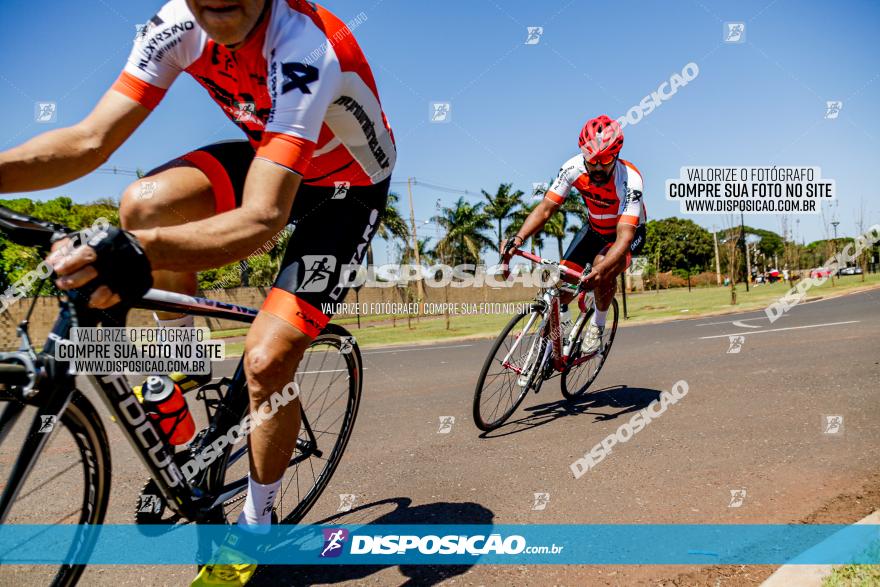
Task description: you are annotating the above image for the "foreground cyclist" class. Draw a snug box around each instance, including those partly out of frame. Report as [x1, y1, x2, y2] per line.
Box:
[0, 0, 395, 583]
[501, 115, 645, 354]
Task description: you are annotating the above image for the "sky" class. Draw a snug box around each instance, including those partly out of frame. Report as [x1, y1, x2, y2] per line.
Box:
[1, 0, 878, 265]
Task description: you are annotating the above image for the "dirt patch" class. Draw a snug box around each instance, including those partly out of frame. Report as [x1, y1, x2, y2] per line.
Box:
[659, 473, 880, 586]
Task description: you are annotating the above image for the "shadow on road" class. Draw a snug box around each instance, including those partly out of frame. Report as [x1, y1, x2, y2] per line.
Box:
[251, 497, 494, 586]
[480, 384, 662, 438]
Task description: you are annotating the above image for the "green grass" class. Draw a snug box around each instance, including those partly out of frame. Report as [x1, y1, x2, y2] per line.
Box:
[823, 564, 880, 586]
[822, 540, 880, 586]
[213, 273, 880, 355]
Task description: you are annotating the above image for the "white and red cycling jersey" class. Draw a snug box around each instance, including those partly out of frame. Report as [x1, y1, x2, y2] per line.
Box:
[112, 0, 395, 187]
[545, 155, 646, 238]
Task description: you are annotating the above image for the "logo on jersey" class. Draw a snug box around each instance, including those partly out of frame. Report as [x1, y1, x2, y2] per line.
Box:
[281, 62, 320, 94]
[320, 528, 349, 558]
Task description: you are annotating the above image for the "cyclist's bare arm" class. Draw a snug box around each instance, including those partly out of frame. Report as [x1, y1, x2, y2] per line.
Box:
[503, 198, 560, 252]
[134, 159, 301, 272]
[0, 92, 148, 192]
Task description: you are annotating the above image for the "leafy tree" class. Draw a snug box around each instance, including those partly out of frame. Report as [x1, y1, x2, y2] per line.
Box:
[642, 217, 713, 273]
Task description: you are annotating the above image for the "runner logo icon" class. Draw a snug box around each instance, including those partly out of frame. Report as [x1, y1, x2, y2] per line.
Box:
[298, 255, 337, 293]
[320, 528, 349, 558]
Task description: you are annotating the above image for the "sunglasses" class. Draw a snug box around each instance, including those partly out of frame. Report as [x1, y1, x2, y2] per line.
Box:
[586, 154, 616, 166]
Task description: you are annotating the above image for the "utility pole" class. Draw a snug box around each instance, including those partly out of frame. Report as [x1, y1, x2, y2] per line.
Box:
[745, 241, 752, 289]
[406, 177, 425, 301]
[712, 227, 722, 286]
[740, 212, 749, 292]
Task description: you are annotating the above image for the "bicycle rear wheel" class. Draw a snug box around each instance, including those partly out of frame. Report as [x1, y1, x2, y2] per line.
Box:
[216, 324, 362, 525]
[473, 304, 546, 431]
[561, 297, 619, 399]
[0, 391, 112, 587]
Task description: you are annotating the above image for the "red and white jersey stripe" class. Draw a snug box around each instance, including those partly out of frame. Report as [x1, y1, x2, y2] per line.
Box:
[112, 0, 395, 186]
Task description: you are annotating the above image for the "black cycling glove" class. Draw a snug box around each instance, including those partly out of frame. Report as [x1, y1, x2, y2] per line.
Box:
[72, 226, 153, 304]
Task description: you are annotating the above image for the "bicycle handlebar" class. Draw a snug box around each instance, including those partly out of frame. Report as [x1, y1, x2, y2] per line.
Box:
[509, 248, 591, 281]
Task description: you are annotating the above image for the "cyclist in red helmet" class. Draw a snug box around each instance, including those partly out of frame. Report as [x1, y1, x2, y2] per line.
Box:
[502, 114, 647, 354]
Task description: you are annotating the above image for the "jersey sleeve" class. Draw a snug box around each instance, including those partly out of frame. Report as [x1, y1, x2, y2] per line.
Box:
[618, 163, 645, 226]
[110, 2, 202, 110]
[257, 23, 343, 175]
[546, 161, 578, 205]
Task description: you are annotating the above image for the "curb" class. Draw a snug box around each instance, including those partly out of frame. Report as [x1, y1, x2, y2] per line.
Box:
[761, 509, 880, 586]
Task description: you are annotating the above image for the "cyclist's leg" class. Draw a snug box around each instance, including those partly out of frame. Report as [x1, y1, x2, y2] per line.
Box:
[591, 223, 647, 311]
[241, 177, 389, 511]
[118, 140, 253, 318]
[558, 224, 607, 307]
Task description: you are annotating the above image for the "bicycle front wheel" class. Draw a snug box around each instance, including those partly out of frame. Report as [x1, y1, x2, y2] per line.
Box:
[216, 324, 362, 525]
[473, 304, 546, 431]
[0, 391, 112, 587]
[561, 297, 619, 399]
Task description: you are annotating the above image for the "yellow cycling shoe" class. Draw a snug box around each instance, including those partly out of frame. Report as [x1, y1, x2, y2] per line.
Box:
[191, 544, 257, 587]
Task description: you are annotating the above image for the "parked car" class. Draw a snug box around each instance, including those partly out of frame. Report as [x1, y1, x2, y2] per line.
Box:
[838, 266, 863, 276]
[810, 267, 834, 279]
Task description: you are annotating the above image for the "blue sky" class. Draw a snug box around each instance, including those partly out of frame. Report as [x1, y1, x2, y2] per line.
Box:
[1, 0, 878, 264]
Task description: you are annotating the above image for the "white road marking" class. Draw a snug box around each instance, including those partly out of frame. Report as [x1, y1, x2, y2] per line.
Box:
[697, 316, 767, 327]
[363, 343, 474, 355]
[699, 320, 860, 340]
[731, 320, 761, 329]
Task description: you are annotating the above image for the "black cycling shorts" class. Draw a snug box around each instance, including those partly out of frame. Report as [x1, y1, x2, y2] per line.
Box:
[179, 140, 389, 338]
[560, 222, 646, 276]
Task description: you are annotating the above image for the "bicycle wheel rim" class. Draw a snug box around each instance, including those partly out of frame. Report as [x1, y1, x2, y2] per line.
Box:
[473, 308, 545, 431]
[217, 331, 361, 525]
[0, 392, 111, 587]
[561, 297, 619, 399]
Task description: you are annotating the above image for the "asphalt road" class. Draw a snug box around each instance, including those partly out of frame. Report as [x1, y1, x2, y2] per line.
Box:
[9, 287, 880, 585]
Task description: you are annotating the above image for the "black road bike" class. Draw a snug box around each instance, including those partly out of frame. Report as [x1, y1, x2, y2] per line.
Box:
[0, 206, 363, 586]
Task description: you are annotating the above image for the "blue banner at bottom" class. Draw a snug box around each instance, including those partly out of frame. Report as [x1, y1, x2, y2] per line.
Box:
[0, 524, 878, 565]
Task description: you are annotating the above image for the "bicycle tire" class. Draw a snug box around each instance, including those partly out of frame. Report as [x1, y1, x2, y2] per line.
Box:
[0, 391, 112, 587]
[473, 305, 546, 431]
[212, 323, 363, 526]
[561, 297, 619, 399]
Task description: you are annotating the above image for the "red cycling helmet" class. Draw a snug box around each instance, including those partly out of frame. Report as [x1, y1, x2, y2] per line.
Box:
[578, 115, 623, 164]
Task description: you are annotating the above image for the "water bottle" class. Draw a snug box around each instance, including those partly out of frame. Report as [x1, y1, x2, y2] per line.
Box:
[141, 375, 196, 445]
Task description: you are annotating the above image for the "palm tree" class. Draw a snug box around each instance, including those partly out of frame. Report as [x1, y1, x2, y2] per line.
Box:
[432, 198, 493, 265]
[367, 192, 410, 267]
[506, 202, 545, 256]
[561, 194, 588, 225]
[482, 183, 524, 249]
[543, 211, 568, 259]
[400, 237, 436, 264]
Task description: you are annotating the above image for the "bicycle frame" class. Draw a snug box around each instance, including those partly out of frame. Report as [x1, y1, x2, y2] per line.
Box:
[0, 288, 259, 523]
[502, 249, 598, 376]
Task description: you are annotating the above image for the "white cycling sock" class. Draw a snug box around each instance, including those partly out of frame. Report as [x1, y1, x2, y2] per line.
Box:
[154, 314, 194, 329]
[592, 309, 608, 328]
[237, 475, 281, 535]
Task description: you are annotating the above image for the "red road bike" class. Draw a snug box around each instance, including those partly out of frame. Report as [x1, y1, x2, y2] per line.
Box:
[472, 248, 619, 431]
